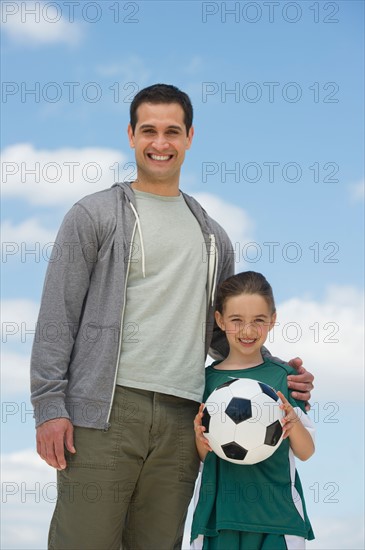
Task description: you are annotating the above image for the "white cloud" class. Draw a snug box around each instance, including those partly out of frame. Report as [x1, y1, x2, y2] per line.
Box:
[1, 143, 127, 206]
[1, 448, 54, 485]
[1, 449, 55, 549]
[1, 351, 31, 395]
[1, 299, 39, 332]
[1, 299, 39, 366]
[1, 298, 38, 394]
[1, 1, 83, 46]
[192, 192, 254, 258]
[1, 218, 57, 245]
[270, 285, 364, 402]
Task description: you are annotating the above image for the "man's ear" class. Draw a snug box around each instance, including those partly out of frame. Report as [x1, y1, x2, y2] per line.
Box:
[127, 124, 135, 148]
[215, 310, 225, 331]
[186, 125, 194, 150]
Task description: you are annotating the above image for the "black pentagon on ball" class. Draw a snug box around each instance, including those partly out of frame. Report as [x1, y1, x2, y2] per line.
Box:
[222, 441, 248, 461]
[215, 378, 239, 390]
[225, 397, 252, 424]
[264, 420, 283, 446]
[259, 382, 279, 401]
[202, 407, 211, 434]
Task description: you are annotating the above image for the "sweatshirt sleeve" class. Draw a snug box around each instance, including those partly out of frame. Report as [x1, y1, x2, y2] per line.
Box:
[30, 203, 99, 427]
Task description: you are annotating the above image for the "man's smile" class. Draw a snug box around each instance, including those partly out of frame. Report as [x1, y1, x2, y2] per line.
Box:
[147, 153, 174, 161]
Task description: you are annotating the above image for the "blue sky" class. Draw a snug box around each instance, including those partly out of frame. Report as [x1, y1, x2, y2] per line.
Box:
[1, 1, 364, 548]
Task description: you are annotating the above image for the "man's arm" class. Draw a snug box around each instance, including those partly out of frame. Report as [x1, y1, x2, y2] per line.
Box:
[287, 356, 314, 407]
[31, 204, 97, 425]
[31, 204, 98, 467]
[263, 349, 314, 408]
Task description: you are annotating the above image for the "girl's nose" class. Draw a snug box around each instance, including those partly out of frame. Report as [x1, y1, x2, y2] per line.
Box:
[242, 322, 259, 339]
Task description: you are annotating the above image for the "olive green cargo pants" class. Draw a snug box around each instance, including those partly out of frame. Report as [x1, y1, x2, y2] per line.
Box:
[48, 386, 200, 549]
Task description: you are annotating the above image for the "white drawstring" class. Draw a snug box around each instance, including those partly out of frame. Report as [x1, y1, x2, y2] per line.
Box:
[129, 201, 146, 278]
[207, 234, 218, 307]
[210, 234, 219, 306]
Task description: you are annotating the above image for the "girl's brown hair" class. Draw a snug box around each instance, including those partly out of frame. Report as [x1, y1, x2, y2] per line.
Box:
[216, 271, 276, 314]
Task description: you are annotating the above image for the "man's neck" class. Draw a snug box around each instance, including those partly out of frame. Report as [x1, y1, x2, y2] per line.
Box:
[131, 176, 180, 197]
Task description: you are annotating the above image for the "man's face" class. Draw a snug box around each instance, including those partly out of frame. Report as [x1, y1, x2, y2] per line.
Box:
[127, 102, 194, 185]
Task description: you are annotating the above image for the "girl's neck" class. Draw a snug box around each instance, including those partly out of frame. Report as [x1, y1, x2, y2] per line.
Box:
[215, 351, 264, 371]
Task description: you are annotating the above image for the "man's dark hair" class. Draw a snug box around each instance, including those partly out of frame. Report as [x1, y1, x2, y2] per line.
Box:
[130, 84, 193, 135]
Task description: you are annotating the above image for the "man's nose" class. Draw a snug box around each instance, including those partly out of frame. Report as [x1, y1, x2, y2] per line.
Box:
[151, 135, 170, 150]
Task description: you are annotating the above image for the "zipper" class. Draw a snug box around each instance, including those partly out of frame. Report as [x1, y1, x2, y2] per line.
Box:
[104, 220, 137, 430]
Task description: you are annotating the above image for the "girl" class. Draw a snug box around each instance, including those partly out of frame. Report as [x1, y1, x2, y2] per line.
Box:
[191, 271, 315, 550]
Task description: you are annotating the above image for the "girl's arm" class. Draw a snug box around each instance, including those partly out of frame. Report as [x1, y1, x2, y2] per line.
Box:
[194, 404, 212, 462]
[277, 391, 315, 461]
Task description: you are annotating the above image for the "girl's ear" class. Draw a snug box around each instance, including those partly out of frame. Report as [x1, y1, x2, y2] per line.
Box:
[268, 312, 277, 331]
[215, 310, 225, 331]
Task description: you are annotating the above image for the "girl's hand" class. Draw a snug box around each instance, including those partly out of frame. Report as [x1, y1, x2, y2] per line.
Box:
[194, 403, 212, 453]
[277, 390, 299, 439]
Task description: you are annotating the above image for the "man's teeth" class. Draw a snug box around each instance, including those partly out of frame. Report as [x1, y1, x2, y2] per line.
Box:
[150, 154, 170, 161]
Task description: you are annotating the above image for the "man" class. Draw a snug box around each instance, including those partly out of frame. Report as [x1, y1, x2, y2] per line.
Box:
[31, 84, 313, 549]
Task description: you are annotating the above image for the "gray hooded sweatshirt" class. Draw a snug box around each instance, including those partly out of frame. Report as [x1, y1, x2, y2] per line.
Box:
[30, 182, 234, 430]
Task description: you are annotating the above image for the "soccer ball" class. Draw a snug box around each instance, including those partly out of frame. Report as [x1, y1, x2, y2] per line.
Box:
[202, 378, 285, 465]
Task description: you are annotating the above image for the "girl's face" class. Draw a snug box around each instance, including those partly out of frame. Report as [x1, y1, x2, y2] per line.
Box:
[215, 293, 277, 361]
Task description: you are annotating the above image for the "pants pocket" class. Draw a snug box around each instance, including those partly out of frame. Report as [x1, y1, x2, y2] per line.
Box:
[65, 423, 121, 470]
